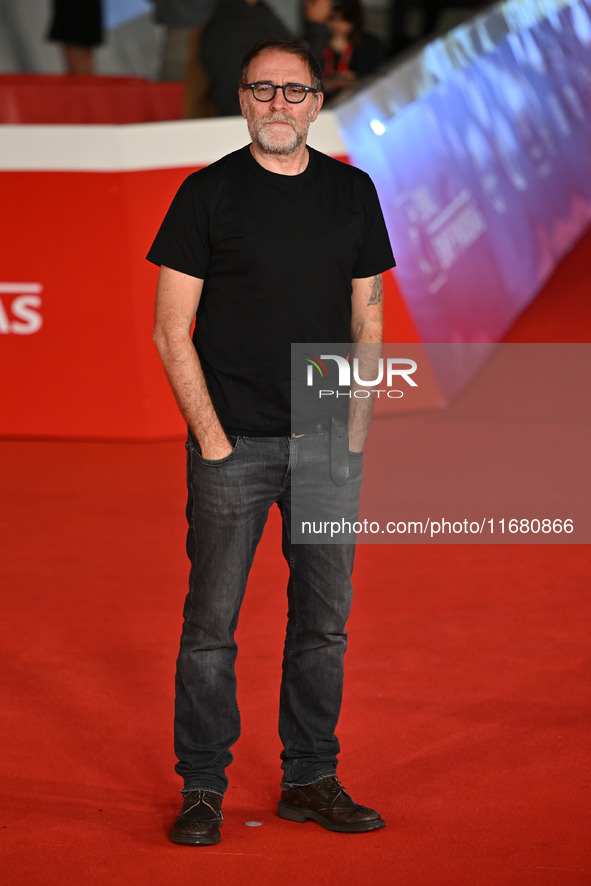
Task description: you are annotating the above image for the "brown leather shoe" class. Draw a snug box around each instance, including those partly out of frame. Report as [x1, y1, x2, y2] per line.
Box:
[168, 790, 223, 845]
[278, 775, 385, 833]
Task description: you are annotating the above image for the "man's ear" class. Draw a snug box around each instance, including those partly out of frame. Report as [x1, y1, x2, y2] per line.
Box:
[310, 91, 324, 122]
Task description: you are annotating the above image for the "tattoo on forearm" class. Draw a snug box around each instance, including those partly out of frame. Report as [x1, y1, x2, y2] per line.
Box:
[367, 275, 383, 306]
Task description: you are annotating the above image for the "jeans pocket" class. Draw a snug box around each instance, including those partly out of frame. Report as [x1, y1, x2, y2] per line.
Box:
[190, 434, 242, 466]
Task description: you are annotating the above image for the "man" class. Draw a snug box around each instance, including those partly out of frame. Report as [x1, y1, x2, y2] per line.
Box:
[148, 35, 395, 845]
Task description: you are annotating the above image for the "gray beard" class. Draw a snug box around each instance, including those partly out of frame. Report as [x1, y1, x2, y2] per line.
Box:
[247, 112, 309, 156]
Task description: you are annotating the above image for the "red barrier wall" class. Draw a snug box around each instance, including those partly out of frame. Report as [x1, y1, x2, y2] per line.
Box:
[0, 75, 184, 124]
[2, 166, 190, 439]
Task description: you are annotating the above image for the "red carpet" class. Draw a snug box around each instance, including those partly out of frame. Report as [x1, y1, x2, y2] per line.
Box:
[1, 229, 590, 885]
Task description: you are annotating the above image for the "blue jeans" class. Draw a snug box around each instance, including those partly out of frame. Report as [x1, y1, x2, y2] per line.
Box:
[174, 426, 363, 795]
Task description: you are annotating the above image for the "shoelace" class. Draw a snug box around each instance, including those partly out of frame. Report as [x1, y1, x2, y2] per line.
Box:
[317, 777, 352, 806]
[182, 790, 222, 818]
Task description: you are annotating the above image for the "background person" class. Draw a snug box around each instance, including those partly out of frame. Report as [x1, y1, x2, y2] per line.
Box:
[150, 0, 217, 117]
[199, 0, 331, 116]
[47, 0, 104, 75]
[322, 0, 386, 102]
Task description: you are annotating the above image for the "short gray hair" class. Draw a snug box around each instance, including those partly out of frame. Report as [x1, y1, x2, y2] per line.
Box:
[239, 36, 323, 93]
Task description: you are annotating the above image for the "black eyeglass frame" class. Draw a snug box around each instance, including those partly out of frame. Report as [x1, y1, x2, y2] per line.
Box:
[241, 81, 319, 103]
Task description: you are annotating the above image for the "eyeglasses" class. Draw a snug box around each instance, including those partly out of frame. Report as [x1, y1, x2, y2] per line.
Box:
[242, 82, 318, 103]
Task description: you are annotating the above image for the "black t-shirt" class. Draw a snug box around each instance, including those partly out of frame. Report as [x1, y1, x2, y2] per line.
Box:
[147, 145, 395, 435]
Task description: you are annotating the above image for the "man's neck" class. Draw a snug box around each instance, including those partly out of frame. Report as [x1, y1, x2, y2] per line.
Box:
[249, 143, 310, 176]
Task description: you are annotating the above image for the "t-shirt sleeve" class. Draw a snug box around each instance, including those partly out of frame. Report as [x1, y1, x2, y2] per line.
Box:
[351, 174, 395, 279]
[146, 174, 210, 279]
